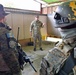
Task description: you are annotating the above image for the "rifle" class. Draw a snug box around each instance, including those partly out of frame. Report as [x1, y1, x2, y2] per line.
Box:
[16, 27, 37, 72]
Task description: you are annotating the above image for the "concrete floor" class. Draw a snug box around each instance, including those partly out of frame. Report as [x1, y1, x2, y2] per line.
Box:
[21, 41, 55, 75]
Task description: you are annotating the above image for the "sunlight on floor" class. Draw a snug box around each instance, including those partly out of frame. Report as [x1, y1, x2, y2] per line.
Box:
[46, 37, 62, 42]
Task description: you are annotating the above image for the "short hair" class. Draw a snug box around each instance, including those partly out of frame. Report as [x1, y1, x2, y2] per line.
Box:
[35, 15, 39, 18]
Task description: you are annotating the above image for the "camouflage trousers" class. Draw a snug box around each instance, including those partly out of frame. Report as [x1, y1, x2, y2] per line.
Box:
[0, 71, 22, 75]
[33, 34, 42, 48]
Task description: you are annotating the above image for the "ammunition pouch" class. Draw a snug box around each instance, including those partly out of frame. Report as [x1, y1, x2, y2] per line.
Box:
[40, 48, 67, 75]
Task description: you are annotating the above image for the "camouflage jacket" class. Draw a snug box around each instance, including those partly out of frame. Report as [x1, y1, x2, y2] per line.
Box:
[0, 23, 20, 74]
[30, 20, 43, 36]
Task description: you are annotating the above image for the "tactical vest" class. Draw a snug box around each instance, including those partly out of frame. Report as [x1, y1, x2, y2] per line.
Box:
[40, 41, 76, 75]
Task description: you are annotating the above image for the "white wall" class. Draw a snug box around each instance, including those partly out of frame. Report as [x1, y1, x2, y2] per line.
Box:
[6, 13, 47, 40]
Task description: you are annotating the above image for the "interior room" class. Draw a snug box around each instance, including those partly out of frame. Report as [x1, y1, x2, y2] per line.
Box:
[0, 0, 73, 75]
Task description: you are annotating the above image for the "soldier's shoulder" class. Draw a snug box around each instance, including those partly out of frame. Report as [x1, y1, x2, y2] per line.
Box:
[49, 40, 73, 55]
[31, 20, 35, 24]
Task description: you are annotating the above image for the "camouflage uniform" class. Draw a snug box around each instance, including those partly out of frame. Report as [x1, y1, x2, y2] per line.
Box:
[0, 23, 21, 75]
[40, 40, 76, 75]
[30, 20, 43, 49]
[40, 1, 76, 75]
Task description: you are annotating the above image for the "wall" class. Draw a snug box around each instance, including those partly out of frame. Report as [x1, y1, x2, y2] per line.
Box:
[5, 8, 47, 46]
[42, 5, 58, 14]
[42, 5, 61, 38]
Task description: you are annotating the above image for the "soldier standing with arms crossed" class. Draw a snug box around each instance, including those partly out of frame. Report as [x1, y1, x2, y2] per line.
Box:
[30, 15, 44, 51]
[0, 4, 22, 75]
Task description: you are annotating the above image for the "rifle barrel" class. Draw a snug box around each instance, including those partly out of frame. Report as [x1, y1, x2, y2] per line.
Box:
[29, 61, 37, 72]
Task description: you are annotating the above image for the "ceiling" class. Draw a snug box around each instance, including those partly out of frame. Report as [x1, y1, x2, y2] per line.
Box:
[34, 0, 67, 7]
[42, 0, 63, 4]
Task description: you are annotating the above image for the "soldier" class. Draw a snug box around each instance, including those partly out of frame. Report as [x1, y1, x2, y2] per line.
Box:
[0, 4, 22, 75]
[40, 1, 76, 75]
[30, 15, 44, 51]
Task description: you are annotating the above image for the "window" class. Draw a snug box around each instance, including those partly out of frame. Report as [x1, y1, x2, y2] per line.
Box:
[0, 0, 40, 11]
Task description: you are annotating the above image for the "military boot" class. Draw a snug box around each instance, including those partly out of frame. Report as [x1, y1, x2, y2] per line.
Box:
[40, 48, 43, 51]
[34, 48, 36, 51]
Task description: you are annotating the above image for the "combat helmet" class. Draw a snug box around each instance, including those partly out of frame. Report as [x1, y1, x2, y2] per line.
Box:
[53, 1, 76, 39]
[54, 1, 76, 28]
